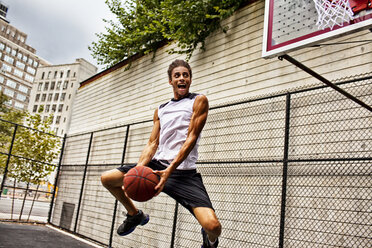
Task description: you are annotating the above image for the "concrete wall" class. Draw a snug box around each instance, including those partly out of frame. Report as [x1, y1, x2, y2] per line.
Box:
[67, 0, 371, 135]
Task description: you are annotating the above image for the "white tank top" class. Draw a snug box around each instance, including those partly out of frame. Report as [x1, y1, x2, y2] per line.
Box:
[153, 93, 200, 170]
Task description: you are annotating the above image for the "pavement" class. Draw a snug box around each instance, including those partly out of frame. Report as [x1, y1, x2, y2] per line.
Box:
[0, 221, 104, 248]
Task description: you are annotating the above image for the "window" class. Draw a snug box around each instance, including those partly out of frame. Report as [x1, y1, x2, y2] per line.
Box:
[66, 105, 69, 111]
[63, 81, 68, 89]
[35, 94, 40, 102]
[11, 49, 16, 56]
[54, 71, 57, 79]
[14, 102, 24, 109]
[24, 74, 34, 82]
[41, 94, 46, 101]
[6, 79, 16, 88]
[4, 88, 14, 97]
[33, 105, 38, 112]
[5, 47, 10, 53]
[56, 116, 61, 124]
[22, 56, 27, 62]
[0, 75, 3, 83]
[60, 71, 63, 78]
[52, 104, 56, 112]
[58, 104, 63, 112]
[45, 105, 50, 112]
[16, 93, 26, 102]
[14, 69, 24, 78]
[61, 93, 66, 101]
[73, 72, 76, 77]
[18, 85, 28, 94]
[33, 61, 38, 67]
[44, 82, 49, 90]
[41, 72, 45, 79]
[47, 93, 52, 101]
[67, 70, 70, 77]
[71, 83, 73, 88]
[63, 117, 66, 123]
[68, 94, 71, 99]
[4, 55, 14, 64]
[0, 43, 4, 50]
[38, 105, 44, 112]
[47, 71, 51, 79]
[15, 61, 25, 70]
[38, 83, 42, 91]
[17, 52, 22, 59]
[54, 93, 59, 101]
[50, 81, 55, 90]
[26, 67, 36, 75]
[56, 81, 61, 89]
[2, 63, 12, 72]
[28, 58, 34, 65]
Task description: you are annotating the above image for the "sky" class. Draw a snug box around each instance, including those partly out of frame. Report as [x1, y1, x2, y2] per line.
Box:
[4, 0, 116, 71]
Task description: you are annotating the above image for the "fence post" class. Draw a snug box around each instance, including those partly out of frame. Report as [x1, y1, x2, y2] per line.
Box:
[278, 93, 291, 248]
[74, 132, 94, 233]
[170, 202, 179, 248]
[109, 125, 130, 248]
[48, 133, 67, 223]
[0, 124, 18, 199]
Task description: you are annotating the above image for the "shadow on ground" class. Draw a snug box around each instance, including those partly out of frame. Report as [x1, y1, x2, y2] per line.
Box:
[0, 221, 100, 248]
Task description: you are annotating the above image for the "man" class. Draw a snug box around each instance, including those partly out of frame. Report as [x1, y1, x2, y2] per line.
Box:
[101, 59, 221, 248]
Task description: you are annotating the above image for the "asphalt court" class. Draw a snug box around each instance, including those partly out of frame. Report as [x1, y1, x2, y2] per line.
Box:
[0, 221, 102, 248]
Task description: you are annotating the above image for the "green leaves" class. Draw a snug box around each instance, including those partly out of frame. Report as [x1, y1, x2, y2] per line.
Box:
[1, 93, 60, 184]
[89, 0, 245, 68]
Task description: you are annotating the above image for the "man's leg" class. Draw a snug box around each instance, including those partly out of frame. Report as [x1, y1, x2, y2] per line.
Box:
[101, 169, 138, 215]
[101, 168, 150, 236]
[193, 207, 222, 243]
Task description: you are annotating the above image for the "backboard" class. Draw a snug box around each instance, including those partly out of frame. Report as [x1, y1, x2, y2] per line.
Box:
[262, 0, 372, 58]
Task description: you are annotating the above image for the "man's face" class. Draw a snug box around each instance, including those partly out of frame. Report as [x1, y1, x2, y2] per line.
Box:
[169, 66, 192, 100]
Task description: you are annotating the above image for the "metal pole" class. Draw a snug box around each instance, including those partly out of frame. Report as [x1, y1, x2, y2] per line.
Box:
[279, 93, 291, 248]
[170, 202, 179, 248]
[48, 134, 67, 223]
[0, 124, 18, 199]
[109, 125, 130, 248]
[278, 54, 372, 112]
[74, 132, 94, 233]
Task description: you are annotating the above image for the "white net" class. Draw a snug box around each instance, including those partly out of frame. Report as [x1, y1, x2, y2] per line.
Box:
[313, 0, 355, 30]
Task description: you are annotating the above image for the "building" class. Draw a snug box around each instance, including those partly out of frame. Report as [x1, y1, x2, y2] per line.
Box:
[28, 58, 97, 136]
[0, 1, 8, 22]
[0, 6, 49, 111]
[0, 1, 50, 110]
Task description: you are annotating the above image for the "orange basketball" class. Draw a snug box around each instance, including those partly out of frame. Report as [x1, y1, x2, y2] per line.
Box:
[123, 166, 159, 202]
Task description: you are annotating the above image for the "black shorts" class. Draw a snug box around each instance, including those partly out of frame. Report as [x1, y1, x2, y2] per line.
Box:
[117, 160, 214, 214]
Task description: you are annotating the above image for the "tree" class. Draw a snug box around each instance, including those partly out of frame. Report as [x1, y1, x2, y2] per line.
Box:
[9, 106, 60, 185]
[89, 0, 246, 68]
[0, 92, 25, 172]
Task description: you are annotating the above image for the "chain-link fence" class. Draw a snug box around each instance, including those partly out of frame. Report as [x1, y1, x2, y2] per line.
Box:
[0, 119, 64, 222]
[48, 74, 372, 247]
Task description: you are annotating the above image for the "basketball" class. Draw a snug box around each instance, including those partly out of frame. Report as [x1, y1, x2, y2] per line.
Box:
[123, 166, 159, 202]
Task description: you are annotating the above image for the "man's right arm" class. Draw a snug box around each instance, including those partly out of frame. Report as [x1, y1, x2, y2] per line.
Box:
[136, 109, 160, 167]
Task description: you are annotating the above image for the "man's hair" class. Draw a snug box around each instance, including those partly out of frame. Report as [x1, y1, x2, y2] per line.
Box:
[167, 59, 192, 80]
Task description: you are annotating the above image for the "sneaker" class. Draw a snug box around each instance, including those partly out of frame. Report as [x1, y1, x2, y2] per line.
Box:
[117, 210, 149, 236]
[201, 228, 219, 248]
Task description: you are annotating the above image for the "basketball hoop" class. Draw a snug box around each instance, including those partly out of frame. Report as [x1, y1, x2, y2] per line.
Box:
[313, 0, 355, 30]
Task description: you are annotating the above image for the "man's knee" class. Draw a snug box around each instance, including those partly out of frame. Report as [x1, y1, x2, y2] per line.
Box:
[100, 171, 111, 188]
[204, 218, 222, 236]
[101, 169, 123, 188]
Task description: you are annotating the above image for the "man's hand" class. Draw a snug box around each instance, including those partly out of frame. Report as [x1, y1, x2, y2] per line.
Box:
[153, 168, 172, 195]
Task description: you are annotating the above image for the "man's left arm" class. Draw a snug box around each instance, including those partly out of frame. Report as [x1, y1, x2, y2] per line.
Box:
[154, 95, 209, 193]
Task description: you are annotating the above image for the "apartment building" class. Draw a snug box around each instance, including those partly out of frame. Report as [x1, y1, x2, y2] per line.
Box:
[28, 58, 97, 136]
[0, 4, 49, 111]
